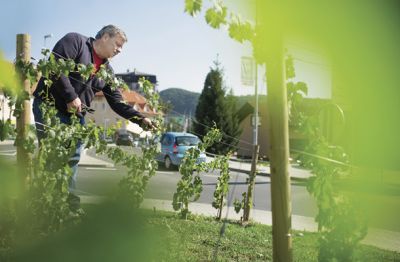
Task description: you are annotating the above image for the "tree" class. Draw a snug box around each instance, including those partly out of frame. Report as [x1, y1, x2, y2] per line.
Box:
[223, 89, 241, 152]
[194, 59, 241, 155]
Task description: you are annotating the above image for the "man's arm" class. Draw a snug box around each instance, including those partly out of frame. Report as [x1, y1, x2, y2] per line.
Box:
[102, 84, 155, 130]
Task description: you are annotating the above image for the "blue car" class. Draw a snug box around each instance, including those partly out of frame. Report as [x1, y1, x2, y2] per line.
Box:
[155, 132, 206, 170]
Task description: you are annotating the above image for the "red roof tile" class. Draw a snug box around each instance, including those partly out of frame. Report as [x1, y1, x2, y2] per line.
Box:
[95, 89, 146, 105]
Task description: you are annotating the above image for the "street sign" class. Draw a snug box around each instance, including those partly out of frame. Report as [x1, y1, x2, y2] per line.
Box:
[251, 114, 261, 127]
[241, 56, 255, 86]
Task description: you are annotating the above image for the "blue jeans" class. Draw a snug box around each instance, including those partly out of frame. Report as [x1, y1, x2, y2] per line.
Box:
[32, 97, 85, 191]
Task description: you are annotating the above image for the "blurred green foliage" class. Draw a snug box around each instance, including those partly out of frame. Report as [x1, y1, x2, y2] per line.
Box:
[11, 202, 165, 262]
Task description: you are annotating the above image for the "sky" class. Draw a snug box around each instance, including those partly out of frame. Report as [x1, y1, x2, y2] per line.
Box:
[0, 0, 331, 98]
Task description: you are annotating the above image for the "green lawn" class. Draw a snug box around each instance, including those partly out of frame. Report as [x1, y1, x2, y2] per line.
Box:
[7, 203, 400, 262]
[147, 210, 399, 261]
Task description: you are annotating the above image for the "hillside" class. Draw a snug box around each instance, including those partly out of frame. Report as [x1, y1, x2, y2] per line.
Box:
[159, 88, 200, 115]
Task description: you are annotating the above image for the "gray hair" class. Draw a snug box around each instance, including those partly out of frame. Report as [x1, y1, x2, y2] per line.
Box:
[95, 25, 128, 42]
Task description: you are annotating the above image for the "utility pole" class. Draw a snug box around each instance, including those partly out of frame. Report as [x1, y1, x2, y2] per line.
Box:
[16, 34, 32, 178]
[43, 33, 53, 49]
[243, 50, 260, 222]
[253, 61, 259, 146]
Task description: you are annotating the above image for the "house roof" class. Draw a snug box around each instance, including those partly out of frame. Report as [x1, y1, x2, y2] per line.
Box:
[121, 89, 147, 105]
[95, 89, 161, 116]
[95, 89, 146, 105]
[115, 71, 157, 85]
[236, 102, 254, 123]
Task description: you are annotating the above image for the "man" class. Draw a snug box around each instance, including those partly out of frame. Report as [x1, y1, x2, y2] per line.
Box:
[32, 25, 155, 211]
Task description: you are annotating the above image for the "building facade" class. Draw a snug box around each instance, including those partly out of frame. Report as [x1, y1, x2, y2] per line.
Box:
[86, 89, 158, 131]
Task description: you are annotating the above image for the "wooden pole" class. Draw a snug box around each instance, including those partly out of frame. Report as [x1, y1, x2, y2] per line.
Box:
[262, 2, 293, 261]
[243, 144, 259, 222]
[16, 34, 32, 174]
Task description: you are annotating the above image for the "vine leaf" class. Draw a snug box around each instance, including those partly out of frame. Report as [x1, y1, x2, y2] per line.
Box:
[228, 15, 254, 43]
[0, 54, 19, 92]
[184, 0, 202, 16]
[205, 2, 227, 29]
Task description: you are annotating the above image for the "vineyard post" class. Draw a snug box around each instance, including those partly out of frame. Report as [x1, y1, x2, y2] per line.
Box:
[260, 1, 293, 260]
[16, 34, 32, 174]
[243, 144, 259, 222]
[267, 47, 292, 261]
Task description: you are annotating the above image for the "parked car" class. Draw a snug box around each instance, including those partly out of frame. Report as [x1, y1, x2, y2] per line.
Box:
[155, 132, 206, 169]
[132, 138, 140, 147]
[100, 133, 114, 144]
[115, 132, 134, 146]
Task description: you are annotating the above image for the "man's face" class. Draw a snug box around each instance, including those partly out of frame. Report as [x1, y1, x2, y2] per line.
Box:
[100, 33, 125, 59]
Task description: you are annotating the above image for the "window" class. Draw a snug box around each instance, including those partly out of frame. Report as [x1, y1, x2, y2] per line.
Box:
[176, 136, 199, 146]
[161, 135, 172, 146]
[102, 103, 106, 111]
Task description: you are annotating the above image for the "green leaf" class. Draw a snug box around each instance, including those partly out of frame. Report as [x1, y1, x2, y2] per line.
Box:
[77, 64, 87, 74]
[184, 0, 202, 16]
[41, 48, 51, 57]
[228, 15, 254, 43]
[205, 3, 227, 29]
[294, 82, 308, 95]
[285, 54, 296, 79]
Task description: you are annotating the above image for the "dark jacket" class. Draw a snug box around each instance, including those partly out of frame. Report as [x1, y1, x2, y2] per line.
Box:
[33, 32, 145, 124]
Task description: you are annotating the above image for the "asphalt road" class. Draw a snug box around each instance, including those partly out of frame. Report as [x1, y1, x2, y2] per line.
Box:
[0, 141, 317, 218]
[75, 160, 318, 218]
[2, 142, 400, 252]
[3, 141, 400, 231]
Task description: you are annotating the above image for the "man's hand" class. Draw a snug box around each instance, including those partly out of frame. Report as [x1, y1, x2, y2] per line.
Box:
[142, 117, 157, 131]
[67, 97, 82, 113]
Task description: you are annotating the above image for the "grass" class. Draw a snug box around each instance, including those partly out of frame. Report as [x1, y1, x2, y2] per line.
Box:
[4, 203, 400, 262]
[144, 210, 399, 261]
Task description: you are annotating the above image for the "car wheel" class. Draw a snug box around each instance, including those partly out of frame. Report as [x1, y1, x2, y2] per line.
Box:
[165, 156, 173, 170]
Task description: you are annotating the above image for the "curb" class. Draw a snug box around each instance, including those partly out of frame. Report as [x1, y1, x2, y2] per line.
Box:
[79, 149, 115, 168]
[80, 196, 400, 253]
[78, 162, 114, 168]
[228, 167, 309, 182]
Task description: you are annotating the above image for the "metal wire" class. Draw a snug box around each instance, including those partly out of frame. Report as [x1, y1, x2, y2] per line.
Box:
[33, 50, 255, 153]
[169, 108, 254, 147]
[290, 148, 350, 168]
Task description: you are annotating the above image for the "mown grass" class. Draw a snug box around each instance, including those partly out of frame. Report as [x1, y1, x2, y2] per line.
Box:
[144, 209, 399, 261]
[4, 204, 400, 262]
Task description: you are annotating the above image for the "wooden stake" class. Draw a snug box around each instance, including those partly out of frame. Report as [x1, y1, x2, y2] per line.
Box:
[266, 29, 293, 262]
[243, 144, 259, 222]
[258, 1, 293, 260]
[16, 34, 32, 175]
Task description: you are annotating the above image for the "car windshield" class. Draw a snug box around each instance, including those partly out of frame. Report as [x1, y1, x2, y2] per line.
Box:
[176, 136, 200, 146]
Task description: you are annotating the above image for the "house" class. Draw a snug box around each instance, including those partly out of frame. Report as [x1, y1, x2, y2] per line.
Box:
[85, 70, 160, 133]
[236, 96, 330, 160]
[86, 89, 158, 132]
[0, 91, 14, 123]
[116, 70, 157, 92]
[236, 96, 270, 160]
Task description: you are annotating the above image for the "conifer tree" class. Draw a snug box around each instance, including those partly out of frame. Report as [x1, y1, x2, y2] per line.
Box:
[194, 59, 241, 154]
